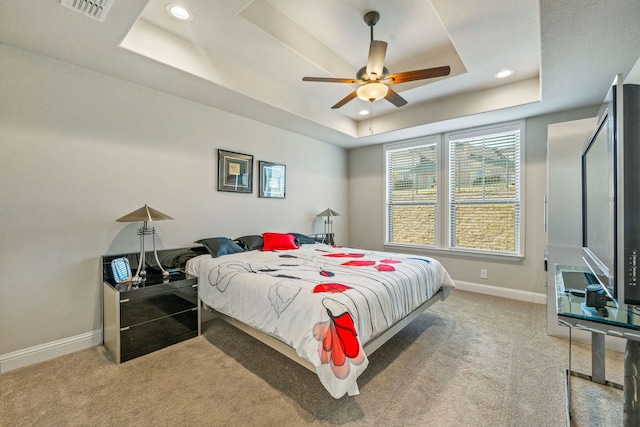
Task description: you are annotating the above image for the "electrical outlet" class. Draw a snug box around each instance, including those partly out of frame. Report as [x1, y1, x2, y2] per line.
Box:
[480, 269, 488, 279]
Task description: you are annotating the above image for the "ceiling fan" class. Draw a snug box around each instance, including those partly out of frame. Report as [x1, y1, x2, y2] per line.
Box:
[302, 11, 451, 109]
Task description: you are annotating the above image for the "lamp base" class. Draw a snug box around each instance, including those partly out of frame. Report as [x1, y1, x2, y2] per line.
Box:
[132, 222, 169, 285]
[322, 233, 335, 245]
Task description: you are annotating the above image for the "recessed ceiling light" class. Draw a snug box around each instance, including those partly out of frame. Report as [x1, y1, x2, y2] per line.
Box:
[495, 69, 514, 79]
[359, 110, 370, 116]
[167, 4, 193, 21]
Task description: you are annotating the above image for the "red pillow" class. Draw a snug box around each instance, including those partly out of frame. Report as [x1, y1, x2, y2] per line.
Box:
[262, 232, 298, 251]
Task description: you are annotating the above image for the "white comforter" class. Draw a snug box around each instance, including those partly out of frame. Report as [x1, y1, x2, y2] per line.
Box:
[188, 243, 454, 398]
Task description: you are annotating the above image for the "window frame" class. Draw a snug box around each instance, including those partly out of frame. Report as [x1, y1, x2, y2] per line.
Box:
[384, 120, 525, 260]
[384, 135, 441, 248]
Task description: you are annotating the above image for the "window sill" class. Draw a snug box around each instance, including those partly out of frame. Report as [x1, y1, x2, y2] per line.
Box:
[383, 243, 525, 262]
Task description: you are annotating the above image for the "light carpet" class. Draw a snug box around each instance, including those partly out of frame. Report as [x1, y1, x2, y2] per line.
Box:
[0, 290, 624, 426]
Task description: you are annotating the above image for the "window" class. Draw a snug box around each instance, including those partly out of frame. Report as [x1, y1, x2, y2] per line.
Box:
[385, 121, 523, 257]
[385, 137, 439, 246]
[448, 123, 522, 254]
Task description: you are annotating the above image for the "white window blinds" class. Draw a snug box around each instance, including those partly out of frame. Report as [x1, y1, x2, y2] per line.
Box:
[385, 139, 438, 246]
[448, 123, 522, 254]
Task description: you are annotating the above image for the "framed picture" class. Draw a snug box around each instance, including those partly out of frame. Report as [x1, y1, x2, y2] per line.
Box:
[217, 149, 253, 193]
[259, 161, 286, 198]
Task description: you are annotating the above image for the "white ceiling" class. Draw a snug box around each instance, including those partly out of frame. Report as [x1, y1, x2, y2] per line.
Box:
[1, 0, 640, 148]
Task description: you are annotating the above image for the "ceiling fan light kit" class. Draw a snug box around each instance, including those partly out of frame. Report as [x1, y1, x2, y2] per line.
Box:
[302, 11, 451, 109]
[357, 81, 389, 102]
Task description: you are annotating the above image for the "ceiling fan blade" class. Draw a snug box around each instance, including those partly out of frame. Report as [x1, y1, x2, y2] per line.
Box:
[365, 40, 387, 79]
[331, 91, 358, 109]
[387, 65, 451, 84]
[384, 87, 408, 107]
[303, 77, 360, 84]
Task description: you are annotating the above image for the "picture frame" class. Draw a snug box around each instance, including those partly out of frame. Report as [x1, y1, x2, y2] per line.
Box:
[258, 161, 286, 199]
[217, 149, 253, 193]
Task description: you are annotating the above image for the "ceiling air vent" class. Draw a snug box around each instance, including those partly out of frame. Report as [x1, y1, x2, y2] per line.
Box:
[60, 0, 115, 23]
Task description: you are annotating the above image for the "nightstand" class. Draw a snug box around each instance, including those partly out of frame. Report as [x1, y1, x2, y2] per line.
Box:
[101, 248, 202, 364]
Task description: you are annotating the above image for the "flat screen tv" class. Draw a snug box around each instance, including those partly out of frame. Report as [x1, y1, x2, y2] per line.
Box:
[581, 75, 640, 305]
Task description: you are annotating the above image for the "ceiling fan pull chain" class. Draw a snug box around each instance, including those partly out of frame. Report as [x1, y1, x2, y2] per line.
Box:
[369, 102, 374, 135]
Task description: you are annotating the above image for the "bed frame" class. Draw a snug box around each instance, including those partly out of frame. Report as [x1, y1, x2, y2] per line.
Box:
[199, 284, 453, 396]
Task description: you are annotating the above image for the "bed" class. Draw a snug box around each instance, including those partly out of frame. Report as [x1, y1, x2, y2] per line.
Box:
[186, 234, 454, 399]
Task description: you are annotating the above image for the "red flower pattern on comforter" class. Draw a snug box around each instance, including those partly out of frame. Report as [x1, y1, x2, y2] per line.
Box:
[313, 285, 365, 378]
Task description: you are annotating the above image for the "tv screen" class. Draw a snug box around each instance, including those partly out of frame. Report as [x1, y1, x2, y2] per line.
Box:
[582, 110, 615, 291]
[581, 75, 619, 301]
[581, 77, 640, 305]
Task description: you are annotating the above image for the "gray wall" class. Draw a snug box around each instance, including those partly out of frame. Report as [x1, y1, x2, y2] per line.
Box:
[0, 44, 348, 356]
[348, 106, 598, 295]
[0, 40, 607, 361]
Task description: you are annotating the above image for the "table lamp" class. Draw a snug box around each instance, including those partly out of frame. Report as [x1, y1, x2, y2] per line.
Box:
[316, 208, 340, 244]
[116, 204, 173, 284]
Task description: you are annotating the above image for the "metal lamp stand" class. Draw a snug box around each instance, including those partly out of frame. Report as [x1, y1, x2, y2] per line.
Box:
[116, 204, 173, 285]
[132, 220, 169, 284]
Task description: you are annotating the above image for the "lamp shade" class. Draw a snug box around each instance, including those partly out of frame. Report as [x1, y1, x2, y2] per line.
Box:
[116, 204, 173, 222]
[316, 208, 340, 218]
[356, 82, 389, 102]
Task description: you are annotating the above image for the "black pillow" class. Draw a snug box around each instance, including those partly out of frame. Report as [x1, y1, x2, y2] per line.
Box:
[195, 237, 246, 257]
[169, 247, 209, 267]
[156, 247, 209, 268]
[289, 233, 316, 245]
[234, 235, 264, 251]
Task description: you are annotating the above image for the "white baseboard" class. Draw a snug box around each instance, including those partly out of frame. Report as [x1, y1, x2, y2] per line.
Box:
[454, 280, 547, 304]
[0, 330, 102, 374]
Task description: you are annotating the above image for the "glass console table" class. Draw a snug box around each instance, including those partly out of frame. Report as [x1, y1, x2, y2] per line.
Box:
[555, 264, 640, 426]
